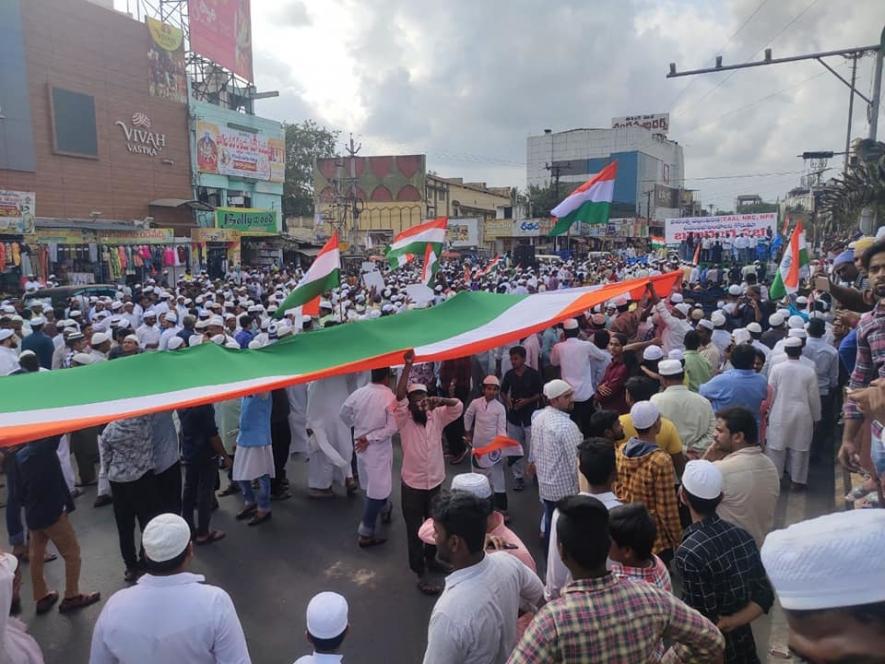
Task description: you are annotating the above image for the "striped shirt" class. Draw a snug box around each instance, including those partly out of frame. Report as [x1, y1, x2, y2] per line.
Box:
[507, 574, 724, 663]
[843, 302, 885, 420]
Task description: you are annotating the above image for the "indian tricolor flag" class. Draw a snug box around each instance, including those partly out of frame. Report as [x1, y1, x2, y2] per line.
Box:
[0, 271, 681, 444]
[477, 256, 502, 277]
[387, 217, 448, 269]
[420, 243, 440, 286]
[770, 221, 809, 299]
[549, 161, 617, 236]
[274, 234, 340, 318]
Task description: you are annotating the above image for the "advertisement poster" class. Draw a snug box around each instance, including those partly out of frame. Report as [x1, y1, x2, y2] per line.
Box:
[146, 17, 187, 103]
[215, 207, 277, 233]
[664, 213, 776, 244]
[187, 0, 253, 81]
[446, 218, 479, 247]
[0, 190, 36, 234]
[196, 119, 284, 183]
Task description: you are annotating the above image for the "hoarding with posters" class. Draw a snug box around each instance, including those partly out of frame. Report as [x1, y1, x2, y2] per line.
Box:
[146, 17, 187, 103]
[195, 119, 284, 183]
[0, 191, 36, 234]
[187, 0, 253, 81]
[446, 218, 479, 247]
[664, 212, 776, 244]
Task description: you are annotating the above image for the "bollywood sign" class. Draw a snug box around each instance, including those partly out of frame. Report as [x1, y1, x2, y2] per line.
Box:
[664, 213, 776, 245]
[187, 0, 253, 81]
[195, 119, 284, 183]
[215, 207, 277, 233]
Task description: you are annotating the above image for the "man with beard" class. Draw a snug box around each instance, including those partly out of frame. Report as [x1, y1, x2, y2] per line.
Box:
[422, 490, 543, 663]
[394, 350, 463, 595]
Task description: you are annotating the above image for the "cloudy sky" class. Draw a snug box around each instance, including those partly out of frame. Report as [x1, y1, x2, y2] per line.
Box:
[128, 0, 885, 211]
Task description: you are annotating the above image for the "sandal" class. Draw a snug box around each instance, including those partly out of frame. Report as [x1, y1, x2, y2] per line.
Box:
[358, 535, 387, 548]
[59, 592, 101, 613]
[35, 591, 59, 615]
[247, 511, 272, 527]
[15, 552, 58, 564]
[416, 578, 442, 596]
[195, 530, 226, 545]
[235, 505, 257, 521]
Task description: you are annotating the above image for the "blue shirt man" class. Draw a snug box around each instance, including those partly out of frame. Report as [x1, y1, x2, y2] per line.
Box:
[21, 319, 54, 369]
[699, 345, 768, 426]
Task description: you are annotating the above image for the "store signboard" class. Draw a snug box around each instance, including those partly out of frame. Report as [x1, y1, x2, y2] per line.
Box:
[192, 227, 240, 243]
[99, 228, 175, 244]
[0, 190, 35, 233]
[446, 218, 480, 247]
[215, 207, 277, 233]
[195, 118, 284, 182]
[611, 113, 669, 135]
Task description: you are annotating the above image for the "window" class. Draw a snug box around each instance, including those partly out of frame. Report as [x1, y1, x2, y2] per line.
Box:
[49, 86, 98, 158]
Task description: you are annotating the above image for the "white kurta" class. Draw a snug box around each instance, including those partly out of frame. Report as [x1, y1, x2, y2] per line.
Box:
[767, 360, 821, 453]
[464, 396, 509, 493]
[521, 333, 541, 372]
[285, 384, 309, 455]
[339, 382, 398, 499]
[306, 375, 355, 489]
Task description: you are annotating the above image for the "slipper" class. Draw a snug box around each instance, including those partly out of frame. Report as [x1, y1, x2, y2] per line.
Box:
[416, 579, 442, 596]
[36, 591, 59, 615]
[358, 535, 387, 548]
[235, 505, 257, 521]
[247, 512, 272, 527]
[195, 530, 226, 545]
[15, 552, 57, 564]
[58, 592, 101, 613]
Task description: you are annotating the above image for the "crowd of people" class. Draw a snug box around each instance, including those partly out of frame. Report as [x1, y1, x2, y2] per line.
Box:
[0, 231, 884, 663]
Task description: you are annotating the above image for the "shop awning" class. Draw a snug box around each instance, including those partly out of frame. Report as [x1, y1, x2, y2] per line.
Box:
[149, 198, 215, 211]
[296, 247, 322, 257]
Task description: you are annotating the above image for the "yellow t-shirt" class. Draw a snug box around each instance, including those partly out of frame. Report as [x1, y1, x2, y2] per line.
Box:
[618, 414, 684, 455]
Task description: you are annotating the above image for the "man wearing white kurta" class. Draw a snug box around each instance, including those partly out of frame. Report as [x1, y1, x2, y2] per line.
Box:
[306, 374, 357, 498]
[766, 338, 821, 488]
[89, 514, 251, 664]
[340, 368, 398, 546]
[464, 376, 509, 514]
[285, 383, 309, 455]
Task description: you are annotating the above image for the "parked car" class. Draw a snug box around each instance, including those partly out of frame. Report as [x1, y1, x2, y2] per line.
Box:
[23, 284, 118, 314]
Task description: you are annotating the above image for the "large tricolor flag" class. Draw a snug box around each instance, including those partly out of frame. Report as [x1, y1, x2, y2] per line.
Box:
[420, 243, 440, 287]
[769, 221, 809, 300]
[0, 272, 680, 444]
[549, 161, 617, 236]
[476, 256, 502, 278]
[387, 217, 448, 269]
[274, 234, 340, 318]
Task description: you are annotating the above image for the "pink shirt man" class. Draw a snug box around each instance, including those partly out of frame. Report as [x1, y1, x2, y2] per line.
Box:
[394, 398, 463, 490]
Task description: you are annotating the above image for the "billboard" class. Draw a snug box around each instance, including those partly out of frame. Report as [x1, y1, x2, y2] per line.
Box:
[146, 17, 187, 103]
[195, 119, 284, 183]
[447, 218, 479, 247]
[664, 213, 776, 244]
[187, 0, 253, 81]
[611, 113, 669, 135]
[0, 190, 36, 234]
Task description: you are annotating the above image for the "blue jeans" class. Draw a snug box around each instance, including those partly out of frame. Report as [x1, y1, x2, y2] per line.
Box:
[359, 497, 389, 537]
[239, 475, 271, 512]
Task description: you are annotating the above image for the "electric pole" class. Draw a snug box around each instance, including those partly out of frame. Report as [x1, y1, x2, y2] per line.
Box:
[544, 162, 563, 251]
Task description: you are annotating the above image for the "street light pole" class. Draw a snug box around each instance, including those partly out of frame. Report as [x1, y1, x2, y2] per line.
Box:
[860, 25, 885, 234]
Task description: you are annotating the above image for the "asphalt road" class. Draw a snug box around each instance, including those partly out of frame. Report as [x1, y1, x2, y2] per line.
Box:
[3, 438, 839, 664]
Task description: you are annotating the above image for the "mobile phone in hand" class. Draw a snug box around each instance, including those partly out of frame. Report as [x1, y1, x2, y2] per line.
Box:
[814, 275, 830, 292]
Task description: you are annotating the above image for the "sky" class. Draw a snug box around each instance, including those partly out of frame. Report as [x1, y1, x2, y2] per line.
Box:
[124, 0, 885, 212]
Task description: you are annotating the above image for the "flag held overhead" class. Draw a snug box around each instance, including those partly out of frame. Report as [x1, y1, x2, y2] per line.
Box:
[549, 161, 617, 236]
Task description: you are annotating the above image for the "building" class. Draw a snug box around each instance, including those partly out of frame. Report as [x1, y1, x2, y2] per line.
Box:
[0, 0, 199, 287]
[313, 155, 511, 252]
[526, 125, 685, 221]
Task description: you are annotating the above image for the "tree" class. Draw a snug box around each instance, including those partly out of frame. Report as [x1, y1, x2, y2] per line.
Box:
[283, 120, 340, 217]
[525, 182, 577, 217]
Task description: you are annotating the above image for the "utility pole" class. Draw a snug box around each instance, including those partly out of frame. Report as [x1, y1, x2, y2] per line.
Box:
[341, 133, 361, 251]
[667, 28, 884, 233]
[844, 53, 860, 175]
[545, 162, 563, 251]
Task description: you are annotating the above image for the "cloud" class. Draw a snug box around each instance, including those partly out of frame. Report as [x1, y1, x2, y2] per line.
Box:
[249, 0, 885, 210]
[272, 1, 312, 28]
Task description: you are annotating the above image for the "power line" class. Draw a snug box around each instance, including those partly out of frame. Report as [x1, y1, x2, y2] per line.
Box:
[684, 0, 823, 108]
[670, 0, 772, 108]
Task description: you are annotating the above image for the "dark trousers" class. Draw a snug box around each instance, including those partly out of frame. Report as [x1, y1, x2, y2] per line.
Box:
[155, 461, 182, 516]
[110, 472, 157, 570]
[5, 463, 24, 547]
[401, 482, 441, 576]
[70, 427, 99, 485]
[811, 392, 835, 461]
[570, 398, 594, 436]
[270, 420, 291, 495]
[443, 415, 466, 457]
[182, 461, 218, 537]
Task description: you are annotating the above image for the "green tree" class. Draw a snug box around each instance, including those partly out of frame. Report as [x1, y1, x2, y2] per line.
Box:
[283, 120, 340, 217]
[525, 182, 577, 217]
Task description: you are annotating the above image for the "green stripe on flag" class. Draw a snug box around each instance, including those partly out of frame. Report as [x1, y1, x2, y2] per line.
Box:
[769, 270, 786, 300]
[549, 201, 611, 236]
[274, 269, 340, 318]
[0, 291, 523, 414]
[388, 241, 443, 268]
